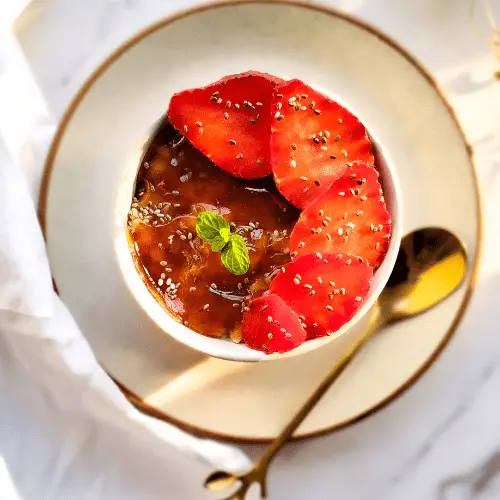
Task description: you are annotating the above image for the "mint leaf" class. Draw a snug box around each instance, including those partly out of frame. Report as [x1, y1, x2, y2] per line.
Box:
[221, 235, 250, 275]
[210, 235, 227, 252]
[196, 211, 230, 242]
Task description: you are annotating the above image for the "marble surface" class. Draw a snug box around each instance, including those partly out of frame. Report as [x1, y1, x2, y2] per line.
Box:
[12, 0, 500, 498]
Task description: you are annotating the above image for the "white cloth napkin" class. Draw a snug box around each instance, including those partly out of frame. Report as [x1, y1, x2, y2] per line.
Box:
[0, 6, 251, 500]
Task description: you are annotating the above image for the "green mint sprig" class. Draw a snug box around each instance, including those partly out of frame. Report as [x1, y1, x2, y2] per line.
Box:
[195, 211, 250, 275]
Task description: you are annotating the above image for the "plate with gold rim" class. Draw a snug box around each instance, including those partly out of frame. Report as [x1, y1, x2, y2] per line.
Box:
[40, 0, 480, 442]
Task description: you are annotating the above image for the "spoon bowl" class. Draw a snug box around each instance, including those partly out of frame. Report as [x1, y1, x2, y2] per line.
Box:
[205, 227, 468, 499]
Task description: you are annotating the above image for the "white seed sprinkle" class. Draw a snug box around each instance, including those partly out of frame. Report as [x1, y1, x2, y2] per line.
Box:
[355, 296, 362, 302]
[203, 304, 209, 310]
[326, 305, 333, 311]
[268, 333, 273, 339]
[158, 279, 164, 286]
[267, 316, 273, 323]
[337, 228, 343, 236]
[290, 160, 297, 168]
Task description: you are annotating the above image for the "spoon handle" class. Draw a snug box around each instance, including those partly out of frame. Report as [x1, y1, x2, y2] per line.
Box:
[257, 304, 383, 470]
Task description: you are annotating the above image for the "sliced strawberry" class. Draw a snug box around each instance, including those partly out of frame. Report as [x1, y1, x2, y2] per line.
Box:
[269, 252, 373, 339]
[168, 71, 283, 179]
[270, 79, 374, 209]
[242, 294, 306, 353]
[290, 161, 391, 268]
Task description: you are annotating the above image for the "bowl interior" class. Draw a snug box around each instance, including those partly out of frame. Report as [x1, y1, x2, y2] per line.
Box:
[122, 110, 402, 362]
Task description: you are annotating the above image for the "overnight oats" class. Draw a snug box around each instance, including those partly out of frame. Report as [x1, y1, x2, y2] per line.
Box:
[127, 71, 391, 354]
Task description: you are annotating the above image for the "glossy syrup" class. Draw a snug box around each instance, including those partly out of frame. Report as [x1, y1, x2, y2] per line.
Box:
[128, 121, 299, 341]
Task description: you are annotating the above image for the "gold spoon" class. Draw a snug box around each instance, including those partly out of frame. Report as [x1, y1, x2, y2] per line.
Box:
[205, 227, 468, 500]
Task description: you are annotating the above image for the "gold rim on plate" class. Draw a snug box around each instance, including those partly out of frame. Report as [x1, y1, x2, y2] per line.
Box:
[39, 0, 482, 444]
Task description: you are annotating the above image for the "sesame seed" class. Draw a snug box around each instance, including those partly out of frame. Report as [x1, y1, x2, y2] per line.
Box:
[298, 241, 305, 248]
[314, 109, 321, 115]
[267, 316, 273, 323]
[346, 259, 352, 265]
[326, 233, 332, 240]
[224, 112, 229, 120]
[261, 304, 268, 311]
[236, 153, 244, 159]
[160, 261, 168, 266]
[315, 252, 322, 258]
[166, 268, 173, 272]
[313, 137, 320, 144]
[210, 283, 217, 289]
[275, 111, 281, 119]
[355, 296, 362, 302]
[233, 303, 240, 308]
[309, 101, 316, 109]
[277, 114, 284, 121]
[290, 160, 297, 168]
[217, 98, 223, 104]
[268, 333, 273, 340]
[293, 278, 300, 285]
[300, 176, 308, 181]
[326, 305, 333, 311]
[342, 150, 348, 157]
[158, 279, 164, 286]
[339, 191, 345, 197]
[235, 103, 240, 109]
[347, 222, 355, 229]
[309, 290, 316, 296]
[291, 251, 298, 257]
[166, 278, 172, 285]
[292, 143, 297, 150]
[288, 97, 297, 102]
[337, 228, 343, 236]
[237, 282, 243, 290]
[336, 254, 343, 260]
[317, 277, 323, 284]
[203, 304, 209, 310]
[375, 242, 381, 249]
[189, 286, 196, 292]
[360, 195, 367, 201]
[256, 101, 263, 107]
[340, 288, 346, 295]
[285, 332, 292, 339]
[281, 267, 286, 273]
[226, 100, 231, 108]
[304, 284, 313, 289]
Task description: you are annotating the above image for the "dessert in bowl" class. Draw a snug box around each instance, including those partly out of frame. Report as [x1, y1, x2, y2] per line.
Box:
[127, 71, 401, 361]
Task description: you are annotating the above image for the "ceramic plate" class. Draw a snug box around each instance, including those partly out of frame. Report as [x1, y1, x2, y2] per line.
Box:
[41, 1, 480, 442]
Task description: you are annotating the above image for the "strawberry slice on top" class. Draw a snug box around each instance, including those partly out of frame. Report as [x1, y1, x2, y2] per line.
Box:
[242, 294, 306, 353]
[269, 252, 373, 339]
[271, 79, 374, 209]
[290, 161, 391, 268]
[168, 71, 282, 179]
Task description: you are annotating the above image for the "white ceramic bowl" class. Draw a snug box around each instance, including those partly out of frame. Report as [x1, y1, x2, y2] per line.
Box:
[119, 110, 402, 362]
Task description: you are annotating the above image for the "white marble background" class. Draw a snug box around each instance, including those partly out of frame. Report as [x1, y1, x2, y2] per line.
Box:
[11, 0, 500, 498]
